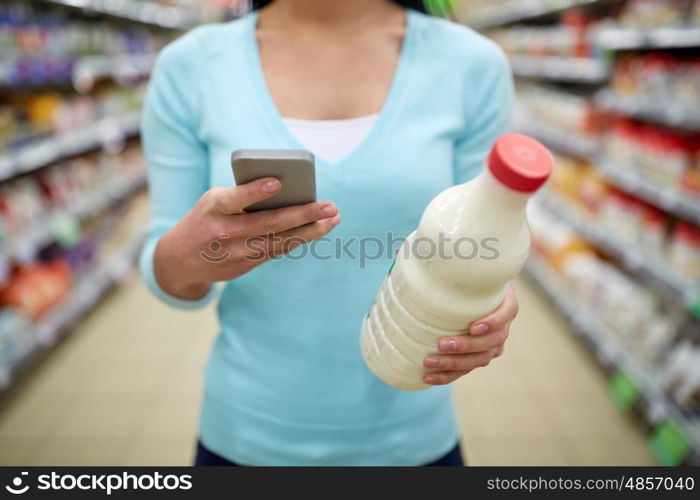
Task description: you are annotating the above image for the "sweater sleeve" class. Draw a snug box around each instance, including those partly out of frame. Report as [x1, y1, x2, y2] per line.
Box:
[453, 43, 515, 184]
[139, 34, 218, 310]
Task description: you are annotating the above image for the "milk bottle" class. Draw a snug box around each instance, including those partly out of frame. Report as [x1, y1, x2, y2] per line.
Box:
[361, 133, 553, 390]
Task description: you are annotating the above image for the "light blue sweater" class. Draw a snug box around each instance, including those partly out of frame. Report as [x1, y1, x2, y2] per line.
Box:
[140, 9, 514, 465]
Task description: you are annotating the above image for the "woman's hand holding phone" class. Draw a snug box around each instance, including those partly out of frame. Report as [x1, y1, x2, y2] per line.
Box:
[153, 177, 341, 300]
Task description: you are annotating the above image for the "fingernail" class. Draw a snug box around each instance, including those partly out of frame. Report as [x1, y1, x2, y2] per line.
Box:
[320, 204, 336, 217]
[327, 215, 341, 227]
[424, 375, 439, 385]
[471, 323, 489, 335]
[439, 339, 457, 352]
[262, 180, 280, 193]
[424, 357, 440, 369]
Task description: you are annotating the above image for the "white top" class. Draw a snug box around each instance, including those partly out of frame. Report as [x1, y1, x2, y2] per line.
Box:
[282, 114, 379, 164]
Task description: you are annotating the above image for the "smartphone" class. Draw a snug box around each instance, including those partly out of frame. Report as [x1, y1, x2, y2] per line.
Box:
[231, 149, 316, 212]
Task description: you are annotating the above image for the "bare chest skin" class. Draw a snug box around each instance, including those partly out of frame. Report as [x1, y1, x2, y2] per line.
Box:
[257, 27, 405, 120]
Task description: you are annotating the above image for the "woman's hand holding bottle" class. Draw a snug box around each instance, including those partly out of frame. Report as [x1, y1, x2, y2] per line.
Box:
[423, 282, 518, 385]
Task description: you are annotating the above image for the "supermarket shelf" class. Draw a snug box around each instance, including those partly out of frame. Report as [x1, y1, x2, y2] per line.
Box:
[524, 254, 700, 464]
[467, 0, 606, 31]
[0, 232, 145, 391]
[516, 118, 599, 158]
[510, 55, 611, 84]
[537, 194, 700, 312]
[34, 0, 195, 30]
[519, 115, 700, 224]
[72, 53, 155, 87]
[595, 90, 700, 132]
[597, 160, 700, 226]
[0, 111, 141, 183]
[0, 53, 155, 89]
[597, 25, 700, 50]
[0, 174, 146, 267]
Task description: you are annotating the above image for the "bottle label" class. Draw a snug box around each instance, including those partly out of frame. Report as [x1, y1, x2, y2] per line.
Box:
[387, 257, 396, 276]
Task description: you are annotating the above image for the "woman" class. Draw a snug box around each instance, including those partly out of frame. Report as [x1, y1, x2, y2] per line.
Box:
[140, 0, 518, 466]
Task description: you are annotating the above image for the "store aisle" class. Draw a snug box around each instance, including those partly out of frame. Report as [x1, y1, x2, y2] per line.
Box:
[454, 277, 657, 465]
[0, 273, 657, 466]
[0, 273, 218, 466]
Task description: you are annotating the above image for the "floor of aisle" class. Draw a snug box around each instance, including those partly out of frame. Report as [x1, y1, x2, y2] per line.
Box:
[0, 273, 658, 466]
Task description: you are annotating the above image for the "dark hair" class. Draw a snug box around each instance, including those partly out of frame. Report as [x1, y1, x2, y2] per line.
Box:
[251, 0, 428, 14]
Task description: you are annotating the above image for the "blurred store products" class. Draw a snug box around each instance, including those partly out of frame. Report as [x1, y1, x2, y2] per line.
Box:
[0, 0, 230, 393]
[457, 0, 700, 465]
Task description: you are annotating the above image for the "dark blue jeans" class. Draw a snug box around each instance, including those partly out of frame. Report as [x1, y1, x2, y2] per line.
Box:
[195, 440, 464, 467]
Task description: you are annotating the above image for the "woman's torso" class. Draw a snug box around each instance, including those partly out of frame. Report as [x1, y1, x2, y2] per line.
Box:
[153, 9, 509, 465]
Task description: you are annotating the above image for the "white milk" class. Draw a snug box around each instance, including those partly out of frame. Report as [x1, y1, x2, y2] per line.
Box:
[361, 133, 553, 390]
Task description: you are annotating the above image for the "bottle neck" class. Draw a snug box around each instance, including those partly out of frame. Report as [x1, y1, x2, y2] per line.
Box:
[474, 168, 532, 210]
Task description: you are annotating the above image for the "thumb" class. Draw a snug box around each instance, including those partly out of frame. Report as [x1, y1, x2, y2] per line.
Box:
[211, 177, 281, 214]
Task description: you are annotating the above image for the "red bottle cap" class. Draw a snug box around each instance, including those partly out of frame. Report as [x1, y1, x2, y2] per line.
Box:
[487, 133, 553, 193]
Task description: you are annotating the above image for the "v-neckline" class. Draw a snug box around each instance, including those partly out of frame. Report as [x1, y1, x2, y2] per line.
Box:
[244, 9, 418, 169]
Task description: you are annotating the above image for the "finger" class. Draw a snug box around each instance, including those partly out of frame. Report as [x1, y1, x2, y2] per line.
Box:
[493, 345, 505, 358]
[244, 201, 337, 235]
[268, 215, 341, 256]
[423, 370, 470, 386]
[436, 327, 508, 354]
[468, 282, 519, 335]
[245, 215, 341, 262]
[423, 348, 498, 373]
[211, 178, 281, 215]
